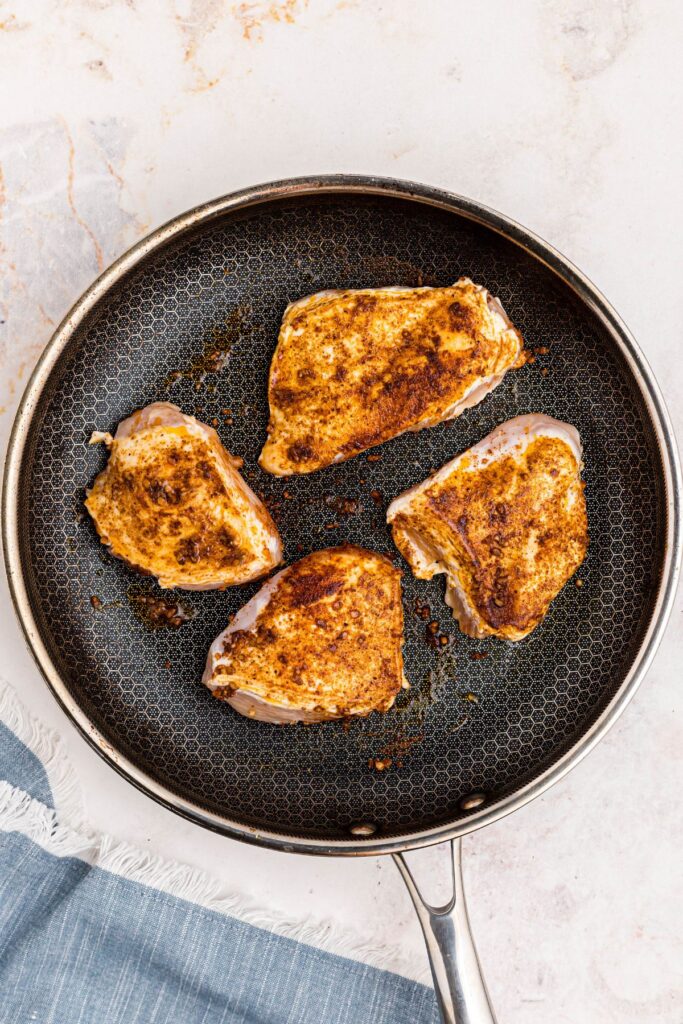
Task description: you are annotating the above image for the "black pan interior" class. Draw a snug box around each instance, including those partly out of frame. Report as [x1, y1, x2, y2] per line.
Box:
[18, 192, 665, 841]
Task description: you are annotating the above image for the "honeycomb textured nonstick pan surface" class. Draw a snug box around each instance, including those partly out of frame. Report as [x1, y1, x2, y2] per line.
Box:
[16, 189, 665, 841]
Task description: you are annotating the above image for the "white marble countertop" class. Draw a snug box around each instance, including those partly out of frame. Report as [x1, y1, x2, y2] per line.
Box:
[1, 2, 682, 1020]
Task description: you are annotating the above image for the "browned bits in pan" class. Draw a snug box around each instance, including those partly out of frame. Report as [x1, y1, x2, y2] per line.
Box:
[324, 494, 358, 516]
[128, 593, 196, 629]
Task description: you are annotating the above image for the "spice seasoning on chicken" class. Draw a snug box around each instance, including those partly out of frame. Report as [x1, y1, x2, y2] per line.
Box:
[259, 280, 526, 475]
[85, 403, 282, 589]
[388, 414, 588, 641]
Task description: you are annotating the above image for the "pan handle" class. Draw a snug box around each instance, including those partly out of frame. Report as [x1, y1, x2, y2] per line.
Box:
[392, 838, 497, 1024]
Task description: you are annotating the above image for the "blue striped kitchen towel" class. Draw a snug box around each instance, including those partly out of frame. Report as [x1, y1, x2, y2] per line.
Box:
[0, 680, 438, 1024]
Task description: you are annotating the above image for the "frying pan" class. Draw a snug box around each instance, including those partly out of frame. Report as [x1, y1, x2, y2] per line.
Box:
[3, 176, 681, 1024]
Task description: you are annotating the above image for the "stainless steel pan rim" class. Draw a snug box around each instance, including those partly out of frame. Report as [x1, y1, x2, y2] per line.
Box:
[3, 173, 681, 857]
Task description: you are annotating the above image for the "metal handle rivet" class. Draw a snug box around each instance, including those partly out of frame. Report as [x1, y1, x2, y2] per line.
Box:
[459, 792, 486, 810]
[350, 822, 378, 836]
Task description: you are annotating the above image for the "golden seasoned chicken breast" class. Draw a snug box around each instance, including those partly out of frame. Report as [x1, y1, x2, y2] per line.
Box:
[387, 415, 588, 641]
[259, 278, 525, 475]
[85, 402, 282, 590]
[203, 545, 406, 723]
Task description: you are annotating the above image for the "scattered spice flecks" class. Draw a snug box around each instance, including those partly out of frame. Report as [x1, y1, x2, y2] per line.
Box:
[450, 714, 469, 734]
[414, 596, 431, 621]
[129, 592, 196, 629]
[397, 652, 456, 727]
[324, 494, 358, 516]
[534, 345, 550, 355]
[89, 595, 123, 612]
[425, 617, 450, 650]
[376, 733, 425, 768]
[163, 307, 248, 390]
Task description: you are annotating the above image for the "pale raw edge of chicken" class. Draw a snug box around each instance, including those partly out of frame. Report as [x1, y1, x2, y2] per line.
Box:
[202, 565, 409, 724]
[88, 402, 282, 590]
[201, 568, 319, 723]
[387, 414, 584, 639]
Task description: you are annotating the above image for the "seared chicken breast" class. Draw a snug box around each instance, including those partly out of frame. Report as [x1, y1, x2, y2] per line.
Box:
[203, 545, 406, 723]
[85, 402, 282, 590]
[387, 415, 588, 641]
[259, 278, 525, 475]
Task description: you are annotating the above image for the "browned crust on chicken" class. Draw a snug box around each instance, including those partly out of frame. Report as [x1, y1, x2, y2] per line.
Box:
[85, 404, 282, 590]
[259, 279, 525, 475]
[205, 545, 405, 719]
[390, 434, 588, 640]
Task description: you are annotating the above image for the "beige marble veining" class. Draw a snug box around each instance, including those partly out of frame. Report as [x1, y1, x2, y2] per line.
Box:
[1, 2, 681, 1020]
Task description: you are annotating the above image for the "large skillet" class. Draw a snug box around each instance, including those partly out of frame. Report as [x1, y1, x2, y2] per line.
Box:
[4, 176, 681, 1023]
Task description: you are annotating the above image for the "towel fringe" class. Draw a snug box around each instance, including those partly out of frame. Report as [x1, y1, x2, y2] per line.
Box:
[0, 678, 85, 827]
[0, 768, 428, 983]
